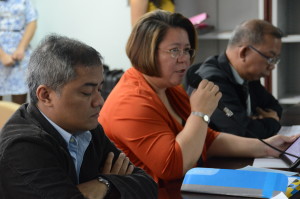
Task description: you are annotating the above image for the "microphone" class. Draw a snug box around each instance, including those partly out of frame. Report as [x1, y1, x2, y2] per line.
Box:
[187, 74, 233, 117]
[186, 72, 300, 160]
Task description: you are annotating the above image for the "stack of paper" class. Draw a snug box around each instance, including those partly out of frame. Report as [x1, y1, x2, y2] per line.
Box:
[181, 167, 287, 198]
[240, 165, 300, 198]
[278, 125, 300, 136]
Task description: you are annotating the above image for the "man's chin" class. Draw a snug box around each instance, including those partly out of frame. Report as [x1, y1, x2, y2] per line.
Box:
[262, 72, 271, 78]
[88, 122, 99, 130]
[80, 121, 99, 132]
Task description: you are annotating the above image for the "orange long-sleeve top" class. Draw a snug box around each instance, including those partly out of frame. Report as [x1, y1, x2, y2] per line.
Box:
[99, 67, 220, 198]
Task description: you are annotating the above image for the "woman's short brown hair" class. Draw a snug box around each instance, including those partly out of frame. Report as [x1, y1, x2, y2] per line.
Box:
[126, 10, 197, 77]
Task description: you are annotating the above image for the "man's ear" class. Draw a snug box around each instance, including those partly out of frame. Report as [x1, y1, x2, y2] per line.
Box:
[238, 46, 249, 62]
[36, 85, 55, 107]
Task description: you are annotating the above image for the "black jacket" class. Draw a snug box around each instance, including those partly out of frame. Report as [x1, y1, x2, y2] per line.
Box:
[0, 103, 157, 199]
[195, 53, 282, 138]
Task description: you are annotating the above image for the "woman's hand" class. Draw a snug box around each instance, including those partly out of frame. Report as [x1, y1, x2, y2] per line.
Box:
[12, 47, 25, 61]
[189, 79, 221, 117]
[0, 52, 15, 66]
[264, 134, 300, 157]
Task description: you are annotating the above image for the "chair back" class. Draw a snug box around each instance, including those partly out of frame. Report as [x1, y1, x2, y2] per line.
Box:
[0, 101, 20, 129]
[184, 62, 202, 95]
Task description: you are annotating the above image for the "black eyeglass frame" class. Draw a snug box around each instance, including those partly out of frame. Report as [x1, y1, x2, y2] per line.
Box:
[248, 45, 280, 65]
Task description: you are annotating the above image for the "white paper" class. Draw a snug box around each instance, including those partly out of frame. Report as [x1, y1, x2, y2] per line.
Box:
[271, 192, 288, 199]
[288, 177, 300, 185]
[239, 165, 298, 176]
[278, 125, 300, 136]
[253, 157, 290, 168]
[253, 157, 300, 169]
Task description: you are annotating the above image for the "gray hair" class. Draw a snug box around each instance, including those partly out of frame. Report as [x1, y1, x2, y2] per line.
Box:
[228, 19, 283, 47]
[27, 34, 103, 104]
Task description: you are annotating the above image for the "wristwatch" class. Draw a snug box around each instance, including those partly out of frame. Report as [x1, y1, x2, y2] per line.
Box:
[98, 176, 110, 195]
[191, 111, 210, 123]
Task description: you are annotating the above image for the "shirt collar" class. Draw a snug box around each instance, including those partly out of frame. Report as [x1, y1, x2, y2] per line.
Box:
[39, 110, 91, 145]
[230, 64, 246, 85]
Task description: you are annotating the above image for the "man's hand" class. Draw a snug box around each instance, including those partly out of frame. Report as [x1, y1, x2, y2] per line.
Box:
[252, 107, 279, 121]
[101, 152, 134, 175]
[77, 179, 107, 199]
[77, 152, 133, 199]
[77, 152, 134, 198]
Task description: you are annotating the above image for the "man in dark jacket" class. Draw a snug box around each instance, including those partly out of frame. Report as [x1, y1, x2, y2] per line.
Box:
[187, 19, 282, 139]
[0, 35, 157, 199]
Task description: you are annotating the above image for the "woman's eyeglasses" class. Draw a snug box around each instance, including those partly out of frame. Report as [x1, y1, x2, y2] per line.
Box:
[160, 48, 196, 59]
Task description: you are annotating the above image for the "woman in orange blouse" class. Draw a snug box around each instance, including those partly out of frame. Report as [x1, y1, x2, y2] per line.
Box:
[99, 10, 298, 199]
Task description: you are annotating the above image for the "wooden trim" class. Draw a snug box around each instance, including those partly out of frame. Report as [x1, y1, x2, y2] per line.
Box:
[263, 0, 273, 93]
[264, 0, 272, 21]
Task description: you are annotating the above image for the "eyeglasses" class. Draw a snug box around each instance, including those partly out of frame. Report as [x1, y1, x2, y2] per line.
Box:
[160, 48, 196, 59]
[248, 45, 280, 65]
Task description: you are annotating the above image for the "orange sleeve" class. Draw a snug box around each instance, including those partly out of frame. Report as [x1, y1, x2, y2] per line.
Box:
[100, 91, 183, 181]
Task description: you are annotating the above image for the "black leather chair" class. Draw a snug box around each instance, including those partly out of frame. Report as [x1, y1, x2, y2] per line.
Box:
[183, 62, 202, 94]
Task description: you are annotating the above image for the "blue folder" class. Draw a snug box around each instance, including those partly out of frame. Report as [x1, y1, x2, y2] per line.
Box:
[181, 168, 288, 198]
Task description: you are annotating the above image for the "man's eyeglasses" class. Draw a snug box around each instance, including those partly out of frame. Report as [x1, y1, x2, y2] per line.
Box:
[248, 45, 280, 65]
[160, 48, 196, 59]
